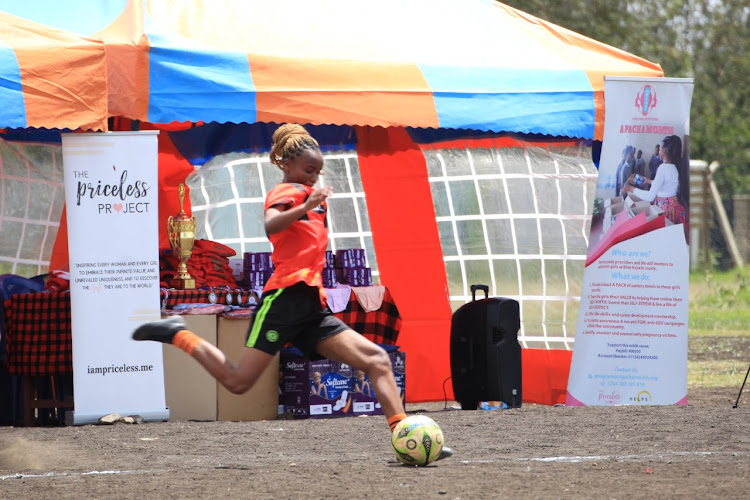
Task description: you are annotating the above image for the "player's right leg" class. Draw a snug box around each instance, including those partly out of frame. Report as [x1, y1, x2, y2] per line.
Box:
[132, 315, 275, 395]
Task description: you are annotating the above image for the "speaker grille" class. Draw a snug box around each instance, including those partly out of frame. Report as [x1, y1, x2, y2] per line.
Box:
[492, 327, 504, 344]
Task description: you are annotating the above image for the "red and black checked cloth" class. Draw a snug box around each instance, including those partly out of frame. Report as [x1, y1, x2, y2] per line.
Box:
[2, 286, 401, 375]
[332, 287, 402, 345]
[3, 292, 73, 376]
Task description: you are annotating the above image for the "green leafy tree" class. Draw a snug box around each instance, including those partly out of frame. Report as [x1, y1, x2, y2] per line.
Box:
[502, 0, 749, 195]
[503, 0, 750, 267]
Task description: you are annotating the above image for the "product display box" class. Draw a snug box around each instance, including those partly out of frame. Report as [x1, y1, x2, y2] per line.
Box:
[335, 248, 367, 268]
[280, 350, 354, 419]
[280, 346, 405, 419]
[244, 251, 273, 271]
[322, 268, 338, 288]
[247, 270, 271, 289]
[324, 250, 335, 268]
[243, 252, 274, 288]
[336, 267, 373, 287]
[349, 350, 406, 416]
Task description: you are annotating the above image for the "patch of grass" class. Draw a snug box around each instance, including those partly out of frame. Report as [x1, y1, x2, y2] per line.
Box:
[689, 336, 750, 361]
[688, 360, 750, 388]
[688, 270, 749, 389]
[689, 269, 750, 337]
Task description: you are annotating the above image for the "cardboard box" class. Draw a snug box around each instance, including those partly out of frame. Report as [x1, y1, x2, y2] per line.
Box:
[336, 267, 372, 286]
[643, 204, 665, 221]
[244, 251, 273, 271]
[604, 196, 623, 208]
[350, 350, 406, 416]
[162, 314, 218, 421]
[325, 250, 335, 268]
[216, 317, 280, 421]
[627, 193, 646, 203]
[335, 248, 366, 268]
[626, 200, 652, 217]
[280, 349, 354, 419]
[610, 202, 626, 218]
[280, 347, 406, 419]
[322, 268, 338, 288]
[628, 202, 663, 220]
[624, 195, 650, 210]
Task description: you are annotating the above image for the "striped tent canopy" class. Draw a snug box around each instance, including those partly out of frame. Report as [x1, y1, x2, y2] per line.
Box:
[0, 0, 662, 139]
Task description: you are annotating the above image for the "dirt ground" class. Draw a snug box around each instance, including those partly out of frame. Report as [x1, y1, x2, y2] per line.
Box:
[1, 386, 748, 499]
[2, 337, 750, 499]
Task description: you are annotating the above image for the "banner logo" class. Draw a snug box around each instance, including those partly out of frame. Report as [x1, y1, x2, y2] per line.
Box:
[632, 390, 652, 404]
[634, 85, 657, 116]
[75, 164, 151, 215]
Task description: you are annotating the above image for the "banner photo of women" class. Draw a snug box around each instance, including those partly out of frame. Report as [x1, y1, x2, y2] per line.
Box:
[566, 76, 694, 406]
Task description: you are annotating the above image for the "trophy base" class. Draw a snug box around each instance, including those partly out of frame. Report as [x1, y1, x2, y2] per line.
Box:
[169, 277, 196, 290]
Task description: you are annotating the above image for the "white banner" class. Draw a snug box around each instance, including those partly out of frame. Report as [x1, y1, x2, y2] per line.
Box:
[62, 131, 169, 424]
[566, 77, 694, 406]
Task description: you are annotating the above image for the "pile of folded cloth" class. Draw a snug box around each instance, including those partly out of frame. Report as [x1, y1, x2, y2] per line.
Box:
[160, 239, 238, 289]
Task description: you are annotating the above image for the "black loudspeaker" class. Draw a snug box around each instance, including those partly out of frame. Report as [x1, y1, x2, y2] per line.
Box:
[450, 284, 522, 410]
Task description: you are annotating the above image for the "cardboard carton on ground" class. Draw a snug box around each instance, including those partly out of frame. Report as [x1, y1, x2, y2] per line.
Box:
[162, 314, 217, 421]
[281, 349, 354, 419]
[216, 317, 279, 421]
[350, 349, 406, 416]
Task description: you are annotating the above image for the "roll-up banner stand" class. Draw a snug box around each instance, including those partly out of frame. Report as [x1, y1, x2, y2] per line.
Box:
[567, 77, 694, 406]
[62, 131, 169, 424]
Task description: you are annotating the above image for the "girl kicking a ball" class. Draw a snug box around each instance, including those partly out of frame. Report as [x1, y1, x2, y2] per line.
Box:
[133, 123, 451, 462]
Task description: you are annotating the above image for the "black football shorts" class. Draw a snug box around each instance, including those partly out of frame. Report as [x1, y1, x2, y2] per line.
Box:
[245, 282, 349, 359]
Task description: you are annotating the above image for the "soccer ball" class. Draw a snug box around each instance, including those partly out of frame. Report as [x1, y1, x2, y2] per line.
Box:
[391, 415, 444, 466]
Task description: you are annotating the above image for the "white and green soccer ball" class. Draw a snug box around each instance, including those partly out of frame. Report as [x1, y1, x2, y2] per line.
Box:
[391, 415, 444, 466]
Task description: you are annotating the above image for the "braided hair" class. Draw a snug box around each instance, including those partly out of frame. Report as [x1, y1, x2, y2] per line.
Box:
[661, 135, 689, 208]
[661, 135, 682, 167]
[269, 124, 321, 168]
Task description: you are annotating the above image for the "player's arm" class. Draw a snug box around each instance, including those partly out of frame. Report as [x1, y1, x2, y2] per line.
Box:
[265, 186, 333, 234]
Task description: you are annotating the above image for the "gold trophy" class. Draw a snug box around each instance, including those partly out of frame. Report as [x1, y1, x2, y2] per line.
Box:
[167, 183, 196, 289]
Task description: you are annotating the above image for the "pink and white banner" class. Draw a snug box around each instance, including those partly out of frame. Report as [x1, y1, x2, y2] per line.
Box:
[566, 77, 694, 406]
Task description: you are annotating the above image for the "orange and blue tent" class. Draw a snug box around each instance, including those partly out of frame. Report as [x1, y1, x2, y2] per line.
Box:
[0, 0, 664, 404]
[0, 0, 661, 139]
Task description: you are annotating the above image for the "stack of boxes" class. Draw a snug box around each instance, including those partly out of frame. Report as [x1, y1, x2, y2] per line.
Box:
[234, 248, 373, 289]
[239, 252, 274, 289]
[279, 346, 405, 419]
[333, 248, 372, 287]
